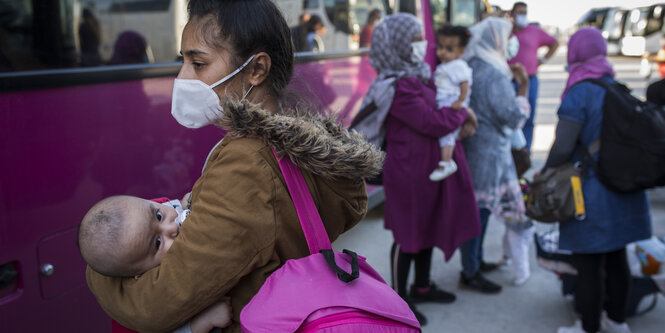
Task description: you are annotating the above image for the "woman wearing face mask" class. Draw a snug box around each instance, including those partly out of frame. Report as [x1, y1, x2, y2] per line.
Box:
[370, 13, 481, 325]
[85, 1, 383, 332]
[552, 28, 651, 333]
[457, 17, 530, 293]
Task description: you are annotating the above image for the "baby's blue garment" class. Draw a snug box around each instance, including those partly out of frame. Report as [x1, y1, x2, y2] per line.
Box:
[510, 130, 527, 149]
[556, 76, 651, 254]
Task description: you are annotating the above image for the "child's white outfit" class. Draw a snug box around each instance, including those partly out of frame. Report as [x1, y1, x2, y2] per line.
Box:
[501, 95, 534, 286]
[430, 59, 472, 181]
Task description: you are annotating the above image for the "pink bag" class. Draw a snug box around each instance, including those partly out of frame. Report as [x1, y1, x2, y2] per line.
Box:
[240, 151, 420, 332]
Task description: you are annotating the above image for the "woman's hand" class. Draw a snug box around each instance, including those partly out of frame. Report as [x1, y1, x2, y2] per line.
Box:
[510, 63, 528, 86]
[465, 107, 478, 129]
[190, 298, 233, 333]
[510, 63, 529, 97]
[459, 107, 478, 139]
[459, 122, 477, 139]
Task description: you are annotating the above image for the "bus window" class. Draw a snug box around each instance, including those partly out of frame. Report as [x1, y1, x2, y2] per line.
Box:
[0, 0, 78, 73]
[400, 0, 417, 15]
[0, 0, 187, 74]
[646, 4, 664, 36]
[450, 0, 476, 26]
[430, 0, 449, 29]
[86, 0, 186, 65]
[429, 0, 478, 30]
[290, 0, 387, 52]
[624, 7, 649, 37]
[605, 8, 627, 41]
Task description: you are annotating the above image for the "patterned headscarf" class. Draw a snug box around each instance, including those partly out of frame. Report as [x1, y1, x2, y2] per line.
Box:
[562, 27, 615, 98]
[463, 17, 513, 79]
[369, 13, 431, 81]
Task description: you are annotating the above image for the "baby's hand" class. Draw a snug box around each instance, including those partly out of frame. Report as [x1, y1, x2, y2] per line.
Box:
[451, 100, 463, 110]
[190, 298, 233, 333]
[181, 192, 192, 209]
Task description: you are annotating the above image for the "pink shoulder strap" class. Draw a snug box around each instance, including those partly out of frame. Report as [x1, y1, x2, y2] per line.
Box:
[272, 149, 332, 254]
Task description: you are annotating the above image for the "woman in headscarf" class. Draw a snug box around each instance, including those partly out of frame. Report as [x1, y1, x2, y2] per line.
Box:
[549, 28, 651, 333]
[368, 13, 480, 325]
[458, 17, 530, 293]
[109, 31, 149, 65]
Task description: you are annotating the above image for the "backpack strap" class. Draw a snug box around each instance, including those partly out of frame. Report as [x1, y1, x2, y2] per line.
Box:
[272, 149, 360, 283]
[272, 149, 332, 254]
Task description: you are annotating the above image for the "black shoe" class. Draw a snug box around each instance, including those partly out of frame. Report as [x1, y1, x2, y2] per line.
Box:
[479, 261, 500, 273]
[459, 272, 502, 294]
[409, 283, 456, 303]
[405, 298, 427, 326]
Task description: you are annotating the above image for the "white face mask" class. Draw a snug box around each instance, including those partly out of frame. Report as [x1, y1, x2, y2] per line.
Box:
[515, 14, 528, 28]
[410, 40, 428, 63]
[171, 55, 256, 128]
[507, 35, 520, 60]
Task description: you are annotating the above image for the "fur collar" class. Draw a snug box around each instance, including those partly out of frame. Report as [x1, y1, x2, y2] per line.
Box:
[218, 100, 384, 180]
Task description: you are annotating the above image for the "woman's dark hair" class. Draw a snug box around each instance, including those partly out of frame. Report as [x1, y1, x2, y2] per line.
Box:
[367, 9, 381, 25]
[436, 24, 471, 48]
[305, 14, 323, 33]
[187, 0, 294, 97]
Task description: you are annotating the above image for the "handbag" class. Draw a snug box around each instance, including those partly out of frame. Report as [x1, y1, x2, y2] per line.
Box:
[240, 150, 420, 332]
[525, 162, 586, 223]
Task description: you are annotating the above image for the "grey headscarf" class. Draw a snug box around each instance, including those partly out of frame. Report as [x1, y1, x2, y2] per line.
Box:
[369, 13, 431, 81]
[463, 17, 513, 79]
[353, 13, 430, 148]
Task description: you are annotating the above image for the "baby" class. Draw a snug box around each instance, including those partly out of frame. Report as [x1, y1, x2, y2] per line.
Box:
[78, 195, 231, 333]
[429, 24, 472, 182]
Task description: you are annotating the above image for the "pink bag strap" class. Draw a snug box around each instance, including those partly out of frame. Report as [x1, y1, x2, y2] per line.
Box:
[272, 149, 359, 283]
[272, 149, 332, 254]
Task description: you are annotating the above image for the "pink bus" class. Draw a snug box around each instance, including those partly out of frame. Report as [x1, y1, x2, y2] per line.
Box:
[0, 0, 484, 330]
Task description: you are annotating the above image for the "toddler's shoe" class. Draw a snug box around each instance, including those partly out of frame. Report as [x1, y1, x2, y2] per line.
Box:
[429, 160, 458, 181]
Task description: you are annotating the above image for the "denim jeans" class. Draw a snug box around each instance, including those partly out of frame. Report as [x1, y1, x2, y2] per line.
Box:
[512, 75, 539, 150]
[460, 208, 491, 277]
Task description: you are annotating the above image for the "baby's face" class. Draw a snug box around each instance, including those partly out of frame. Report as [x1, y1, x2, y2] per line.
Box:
[436, 35, 465, 63]
[117, 197, 181, 275]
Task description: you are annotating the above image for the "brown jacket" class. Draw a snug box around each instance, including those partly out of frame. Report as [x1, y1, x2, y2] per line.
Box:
[86, 101, 384, 332]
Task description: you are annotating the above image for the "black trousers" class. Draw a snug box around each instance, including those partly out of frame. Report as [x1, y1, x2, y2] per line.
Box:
[572, 248, 631, 333]
[390, 243, 433, 297]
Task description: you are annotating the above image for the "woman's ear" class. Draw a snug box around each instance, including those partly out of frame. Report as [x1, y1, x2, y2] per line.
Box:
[247, 52, 271, 87]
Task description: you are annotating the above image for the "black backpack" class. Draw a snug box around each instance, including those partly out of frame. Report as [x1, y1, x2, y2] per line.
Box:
[580, 78, 665, 193]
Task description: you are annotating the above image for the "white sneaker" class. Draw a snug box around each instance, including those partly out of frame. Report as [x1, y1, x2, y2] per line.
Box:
[601, 314, 631, 333]
[557, 320, 587, 333]
[513, 271, 530, 286]
[429, 160, 458, 181]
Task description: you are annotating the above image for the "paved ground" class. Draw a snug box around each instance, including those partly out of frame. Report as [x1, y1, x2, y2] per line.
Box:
[332, 51, 665, 332]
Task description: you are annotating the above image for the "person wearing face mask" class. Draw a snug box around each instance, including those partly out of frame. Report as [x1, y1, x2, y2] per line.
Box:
[84, 1, 384, 332]
[458, 17, 530, 294]
[550, 27, 651, 333]
[508, 1, 559, 151]
[368, 13, 481, 325]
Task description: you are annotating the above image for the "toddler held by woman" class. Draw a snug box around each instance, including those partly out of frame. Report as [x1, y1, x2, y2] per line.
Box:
[430, 24, 472, 181]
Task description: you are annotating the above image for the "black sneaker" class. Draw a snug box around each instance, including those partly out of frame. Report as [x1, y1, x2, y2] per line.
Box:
[479, 261, 500, 272]
[405, 298, 428, 326]
[459, 272, 502, 294]
[409, 283, 456, 303]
